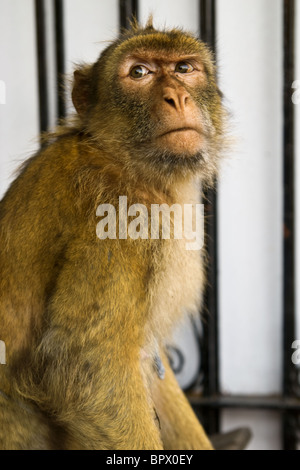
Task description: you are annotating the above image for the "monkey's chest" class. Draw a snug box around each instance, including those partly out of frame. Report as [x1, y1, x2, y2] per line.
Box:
[146, 239, 203, 344]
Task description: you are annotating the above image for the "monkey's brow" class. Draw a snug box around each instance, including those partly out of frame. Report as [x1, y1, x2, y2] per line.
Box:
[123, 52, 203, 64]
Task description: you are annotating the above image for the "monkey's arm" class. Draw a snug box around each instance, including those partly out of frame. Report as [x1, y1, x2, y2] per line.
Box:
[18, 240, 163, 450]
[151, 351, 213, 450]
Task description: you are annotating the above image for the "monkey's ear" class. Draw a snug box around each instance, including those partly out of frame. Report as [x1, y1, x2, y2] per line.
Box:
[72, 66, 93, 116]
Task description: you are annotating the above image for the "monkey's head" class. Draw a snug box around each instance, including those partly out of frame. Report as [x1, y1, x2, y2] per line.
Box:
[72, 20, 227, 186]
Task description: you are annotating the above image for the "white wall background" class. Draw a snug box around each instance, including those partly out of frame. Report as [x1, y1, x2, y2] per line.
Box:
[0, 0, 299, 451]
[0, 0, 39, 198]
[216, 0, 283, 451]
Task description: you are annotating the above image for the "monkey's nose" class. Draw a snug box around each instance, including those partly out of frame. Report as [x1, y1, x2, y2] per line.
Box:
[163, 87, 189, 112]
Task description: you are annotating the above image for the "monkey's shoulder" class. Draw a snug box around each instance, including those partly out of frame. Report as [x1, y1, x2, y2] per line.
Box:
[0, 135, 109, 226]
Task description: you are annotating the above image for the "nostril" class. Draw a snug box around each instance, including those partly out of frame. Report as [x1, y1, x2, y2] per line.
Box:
[164, 97, 176, 108]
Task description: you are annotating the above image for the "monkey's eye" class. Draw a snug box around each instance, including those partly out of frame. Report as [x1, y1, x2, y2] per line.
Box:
[130, 65, 150, 79]
[175, 62, 194, 74]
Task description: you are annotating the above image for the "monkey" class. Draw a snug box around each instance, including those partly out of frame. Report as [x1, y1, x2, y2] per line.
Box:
[0, 20, 226, 450]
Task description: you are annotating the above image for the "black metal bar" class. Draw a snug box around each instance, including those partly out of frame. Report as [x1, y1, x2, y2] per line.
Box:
[282, 0, 297, 450]
[54, 0, 66, 120]
[200, 0, 216, 45]
[119, 0, 138, 30]
[35, 0, 49, 134]
[188, 394, 300, 412]
[198, 0, 219, 435]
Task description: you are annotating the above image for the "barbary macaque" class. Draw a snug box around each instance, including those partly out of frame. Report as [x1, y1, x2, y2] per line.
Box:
[0, 20, 226, 449]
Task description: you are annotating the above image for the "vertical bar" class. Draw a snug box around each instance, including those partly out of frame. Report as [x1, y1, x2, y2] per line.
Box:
[199, 0, 220, 435]
[35, 0, 49, 133]
[119, 0, 139, 29]
[54, 0, 66, 120]
[282, 0, 297, 450]
[200, 0, 216, 42]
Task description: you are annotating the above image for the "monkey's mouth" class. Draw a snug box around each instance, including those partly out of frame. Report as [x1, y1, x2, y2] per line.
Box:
[159, 127, 200, 137]
[155, 126, 205, 156]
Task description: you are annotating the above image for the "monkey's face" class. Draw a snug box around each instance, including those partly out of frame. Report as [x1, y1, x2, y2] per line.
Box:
[74, 29, 226, 183]
[117, 51, 208, 157]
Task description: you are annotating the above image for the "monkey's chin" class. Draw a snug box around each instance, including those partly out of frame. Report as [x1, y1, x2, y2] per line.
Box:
[156, 129, 204, 156]
[138, 145, 209, 180]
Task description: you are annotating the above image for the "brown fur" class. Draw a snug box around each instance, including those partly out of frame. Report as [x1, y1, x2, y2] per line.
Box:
[0, 21, 226, 449]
